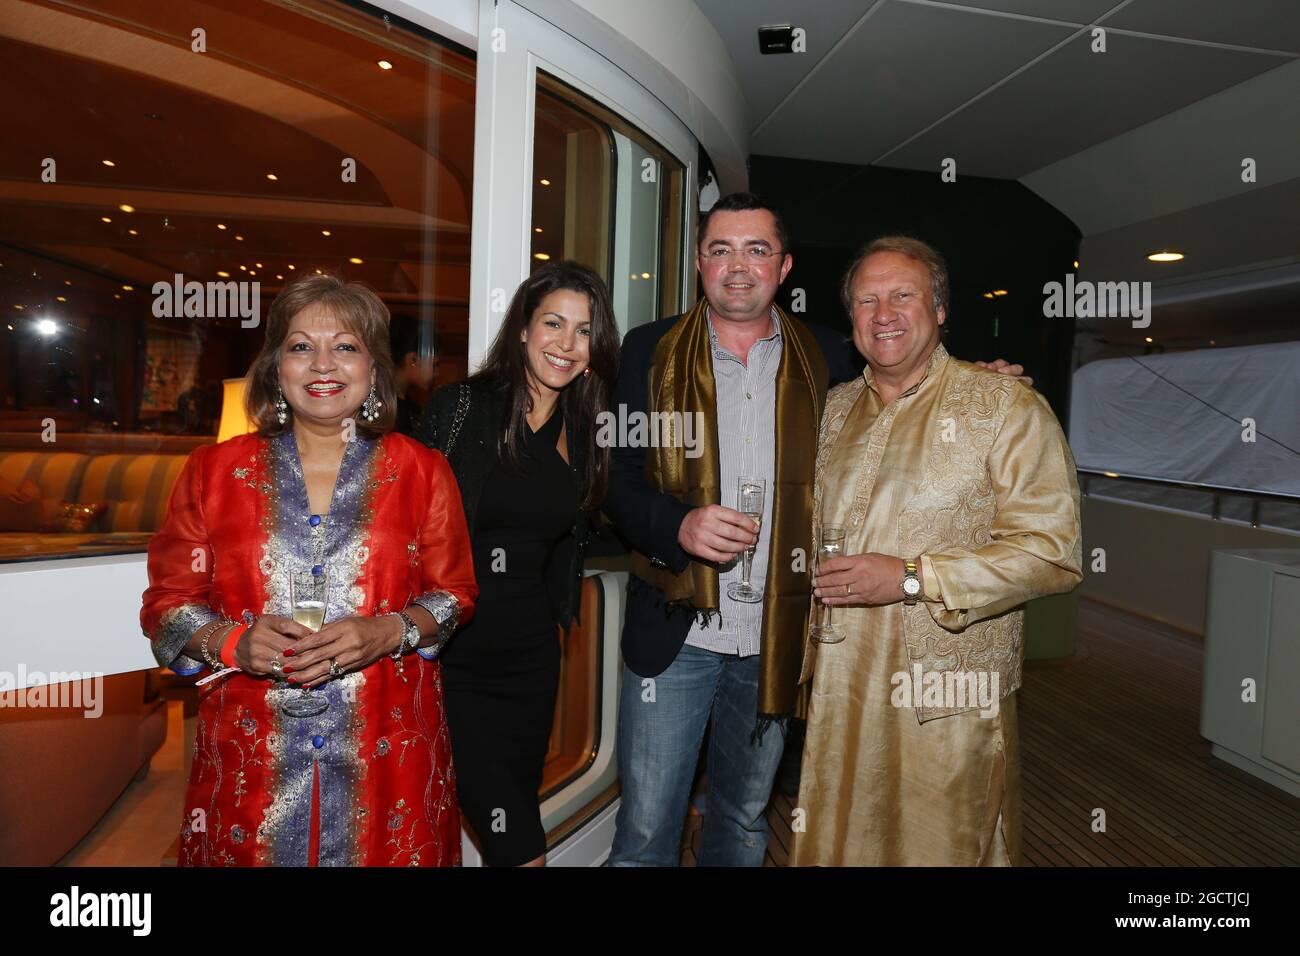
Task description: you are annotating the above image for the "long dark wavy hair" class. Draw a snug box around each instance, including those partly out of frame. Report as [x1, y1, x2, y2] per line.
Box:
[471, 261, 619, 510]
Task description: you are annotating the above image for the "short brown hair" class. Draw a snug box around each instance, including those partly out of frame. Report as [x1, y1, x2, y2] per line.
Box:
[698, 191, 792, 255]
[840, 236, 949, 316]
[245, 275, 397, 438]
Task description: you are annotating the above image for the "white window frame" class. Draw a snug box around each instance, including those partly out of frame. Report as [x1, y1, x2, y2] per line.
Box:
[465, 0, 696, 369]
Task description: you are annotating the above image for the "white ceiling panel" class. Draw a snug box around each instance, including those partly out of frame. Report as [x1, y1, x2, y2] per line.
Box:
[935, 0, 1121, 22]
[1105, 0, 1300, 54]
[749, 0, 1073, 164]
[1022, 57, 1300, 236]
[882, 30, 1286, 177]
[695, 0, 883, 130]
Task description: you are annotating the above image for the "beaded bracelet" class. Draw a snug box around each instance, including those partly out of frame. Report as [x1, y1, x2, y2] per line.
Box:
[197, 619, 237, 671]
[386, 611, 420, 660]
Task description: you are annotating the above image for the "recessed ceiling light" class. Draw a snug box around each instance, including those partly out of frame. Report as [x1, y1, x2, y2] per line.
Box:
[101, 216, 112, 223]
[217, 223, 227, 230]
[235, 235, 244, 241]
[128, 229, 138, 236]
[539, 179, 551, 186]
[249, 271, 256, 276]
[315, 269, 323, 274]
[122, 285, 133, 292]
[239, 265, 247, 271]
[992, 289, 1008, 296]
[378, 60, 393, 70]
[1147, 251, 1184, 262]
[1209, 339, 1216, 346]
[982, 292, 994, 299]
[64, 280, 72, 286]
[322, 230, 331, 236]
[534, 227, 543, 234]
[266, 173, 278, 181]
[349, 257, 363, 264]
[641, 272, 651, 279]
[56, 296, 67, 302]
[113, 294, 121, 300]
[255, 262, 263, 269]
[1072, 260, 1079, 269]
[288, 264, 295, 270]
[102, 159, 116, 167]
[276, 274, 283, 280]
[13, 304, 23, 310]
[1145, 337, 1154, 344]
[534, 253, 551, 261]
[217, 271, 230, 278]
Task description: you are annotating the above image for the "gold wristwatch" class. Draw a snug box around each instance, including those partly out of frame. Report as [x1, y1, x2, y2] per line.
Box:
[901, 560, 921, 606]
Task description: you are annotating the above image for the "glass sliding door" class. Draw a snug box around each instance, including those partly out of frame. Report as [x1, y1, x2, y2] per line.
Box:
[463, 0, 697, 864]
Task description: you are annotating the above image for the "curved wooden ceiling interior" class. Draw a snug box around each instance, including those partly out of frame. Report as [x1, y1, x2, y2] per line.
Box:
[0, 0, 476, 334]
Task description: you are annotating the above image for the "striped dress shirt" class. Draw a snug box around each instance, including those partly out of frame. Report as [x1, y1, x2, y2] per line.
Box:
[684, 307, 782, 657]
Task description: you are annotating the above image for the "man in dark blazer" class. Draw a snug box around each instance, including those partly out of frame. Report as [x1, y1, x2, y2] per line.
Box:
[602, 193, 855, 866]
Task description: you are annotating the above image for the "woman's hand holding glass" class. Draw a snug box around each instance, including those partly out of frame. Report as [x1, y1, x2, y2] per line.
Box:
[281, 614, 407, 688]
[232, 615, 315, 677]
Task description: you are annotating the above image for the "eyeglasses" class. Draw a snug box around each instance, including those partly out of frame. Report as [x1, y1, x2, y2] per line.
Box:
[698, 245, 784, 263]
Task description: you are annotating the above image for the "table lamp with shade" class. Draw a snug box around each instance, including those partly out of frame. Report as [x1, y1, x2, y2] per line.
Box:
[216, 377, 257, 443]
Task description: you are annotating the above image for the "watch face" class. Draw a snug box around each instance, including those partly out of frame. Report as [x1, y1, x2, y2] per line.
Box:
[902, 577, 921, 597]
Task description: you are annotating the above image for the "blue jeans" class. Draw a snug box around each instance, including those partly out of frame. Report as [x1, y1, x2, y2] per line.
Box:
[608, 644, 786, 866]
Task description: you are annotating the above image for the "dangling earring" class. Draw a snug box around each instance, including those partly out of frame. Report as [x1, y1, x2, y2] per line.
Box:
[360, 385, 383, 422]
[275, 387, 288, 425]
[583, 368, 592, 378]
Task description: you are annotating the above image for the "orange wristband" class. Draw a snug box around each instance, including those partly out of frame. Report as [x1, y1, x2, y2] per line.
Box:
[219, 623, 249, 668]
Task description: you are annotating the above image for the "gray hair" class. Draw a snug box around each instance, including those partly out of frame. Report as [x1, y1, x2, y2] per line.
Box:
[840, 236, 949, 316]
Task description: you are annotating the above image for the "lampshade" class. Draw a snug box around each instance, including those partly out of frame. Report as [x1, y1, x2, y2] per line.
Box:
[217, 377, 255, 443]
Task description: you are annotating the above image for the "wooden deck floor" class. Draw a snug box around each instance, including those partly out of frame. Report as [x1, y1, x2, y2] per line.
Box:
[683, 598, 1300, 867]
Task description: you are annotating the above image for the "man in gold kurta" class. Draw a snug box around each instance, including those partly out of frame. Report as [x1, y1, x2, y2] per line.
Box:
[789, 237, 1082, 866]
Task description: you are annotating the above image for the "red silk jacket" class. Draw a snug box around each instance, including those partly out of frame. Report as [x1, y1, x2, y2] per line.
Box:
[140, 430, 477, 866]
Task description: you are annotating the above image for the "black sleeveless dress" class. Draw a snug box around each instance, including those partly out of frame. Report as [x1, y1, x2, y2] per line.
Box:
[438, 408, 576, 866]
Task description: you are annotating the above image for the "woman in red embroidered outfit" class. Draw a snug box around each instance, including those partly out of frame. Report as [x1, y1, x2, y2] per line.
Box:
[141, 276, 476, 866]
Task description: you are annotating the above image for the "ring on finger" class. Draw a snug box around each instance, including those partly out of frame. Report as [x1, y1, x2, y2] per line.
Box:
[270, 658, 284, 679]
[329, 658, 345, 678]
[845, 583, 852, 595]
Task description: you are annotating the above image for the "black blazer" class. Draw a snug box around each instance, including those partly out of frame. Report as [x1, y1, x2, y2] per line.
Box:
[603, 313, 860, 678]
[413, 375, 593, 632]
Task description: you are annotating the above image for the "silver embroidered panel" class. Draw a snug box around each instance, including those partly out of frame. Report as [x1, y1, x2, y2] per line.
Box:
[151, 602, 218, 670]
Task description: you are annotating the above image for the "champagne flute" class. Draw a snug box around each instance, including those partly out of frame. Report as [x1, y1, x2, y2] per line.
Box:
[283, 568, 330, 718]
[809, 527, 845, 643]
[726, 477, 766, 604]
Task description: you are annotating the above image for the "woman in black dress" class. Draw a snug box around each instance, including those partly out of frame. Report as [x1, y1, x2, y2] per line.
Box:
[414, 262, 619, 866]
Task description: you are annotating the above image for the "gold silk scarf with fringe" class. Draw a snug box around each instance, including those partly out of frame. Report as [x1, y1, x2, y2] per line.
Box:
[631, 299, 827, 722]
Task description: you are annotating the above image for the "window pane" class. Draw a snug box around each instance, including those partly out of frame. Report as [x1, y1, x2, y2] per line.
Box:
[530, 74, 686, 806]
[532, 73, 685, 334]
[0, 0, 474, 562]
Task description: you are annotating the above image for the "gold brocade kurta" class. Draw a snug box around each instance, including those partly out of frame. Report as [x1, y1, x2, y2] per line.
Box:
[789, 345, 1082, 866]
